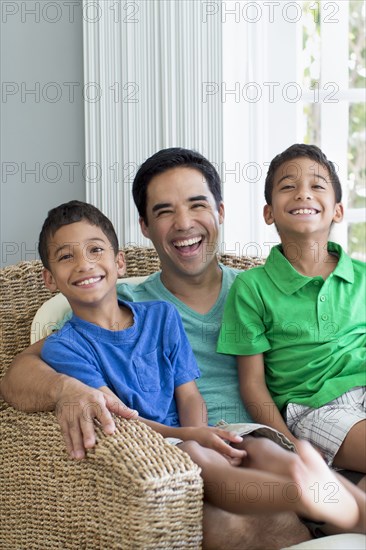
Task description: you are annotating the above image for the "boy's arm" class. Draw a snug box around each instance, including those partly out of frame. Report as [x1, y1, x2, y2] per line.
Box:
[175, 380, 207, 427]
[238, 354, 299, 446]
[100, 385, 246, 461]
[174, 381, 246, 460]
[1, 341, 138, 459]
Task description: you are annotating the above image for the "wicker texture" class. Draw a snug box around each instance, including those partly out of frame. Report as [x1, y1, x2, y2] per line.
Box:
[0, 247, 264, 549]
[1, 403, 202, 549]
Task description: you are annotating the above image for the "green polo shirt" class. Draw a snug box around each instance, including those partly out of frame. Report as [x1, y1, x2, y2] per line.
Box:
[217, 242, 366, 410]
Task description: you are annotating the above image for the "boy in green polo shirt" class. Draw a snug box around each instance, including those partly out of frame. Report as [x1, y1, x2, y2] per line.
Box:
[218, 144, 365, 474]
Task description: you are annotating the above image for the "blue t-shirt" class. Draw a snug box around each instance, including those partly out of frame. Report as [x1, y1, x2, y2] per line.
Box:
[41, 300, 200, 427]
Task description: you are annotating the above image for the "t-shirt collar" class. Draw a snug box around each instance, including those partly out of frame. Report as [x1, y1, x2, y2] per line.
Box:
[264, 242, 354, 295]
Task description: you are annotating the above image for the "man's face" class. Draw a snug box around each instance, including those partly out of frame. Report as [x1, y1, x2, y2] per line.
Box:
[140, 166, 224, 280]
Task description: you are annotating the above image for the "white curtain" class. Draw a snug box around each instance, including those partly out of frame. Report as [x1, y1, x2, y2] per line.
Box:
[83, 0, 223, 246]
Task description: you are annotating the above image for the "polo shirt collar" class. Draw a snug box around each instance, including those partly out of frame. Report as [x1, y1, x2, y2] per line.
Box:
[328, 241, 354, 283]
[264, 242, 354, 295]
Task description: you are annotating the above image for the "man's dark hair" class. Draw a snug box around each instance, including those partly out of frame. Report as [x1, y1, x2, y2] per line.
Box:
[264, 144, 342, 205]
[38, 200, 119, 270]
[132, 147, 223, 224]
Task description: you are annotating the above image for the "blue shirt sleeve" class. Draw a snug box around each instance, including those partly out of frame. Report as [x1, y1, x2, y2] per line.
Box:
[41, 324, 107, 390]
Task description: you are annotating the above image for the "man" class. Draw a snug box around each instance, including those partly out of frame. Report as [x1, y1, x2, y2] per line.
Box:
[1, 148, 311, 548]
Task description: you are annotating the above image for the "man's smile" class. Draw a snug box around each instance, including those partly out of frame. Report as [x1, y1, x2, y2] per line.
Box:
[172, 236, 203, 250]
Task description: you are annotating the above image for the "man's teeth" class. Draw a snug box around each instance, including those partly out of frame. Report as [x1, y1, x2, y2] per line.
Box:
[174, 237, 201, 247]
[75, 277, 101, 286]
[292, 209, 317, 215]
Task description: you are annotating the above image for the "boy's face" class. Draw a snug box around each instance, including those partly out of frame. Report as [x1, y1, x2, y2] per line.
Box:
[43, 220, 125, 310]
[263, 157, 343, 240]
[139, 166, 224, 279]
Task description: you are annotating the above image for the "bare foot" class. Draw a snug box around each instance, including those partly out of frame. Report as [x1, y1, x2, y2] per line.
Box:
[294, 441, 359, 530]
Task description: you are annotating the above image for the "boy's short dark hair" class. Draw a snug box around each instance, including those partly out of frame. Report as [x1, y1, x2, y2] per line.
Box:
[264, 144, 342, 205]
[38, 200, 119, 270]
[132, 147, 223, 224]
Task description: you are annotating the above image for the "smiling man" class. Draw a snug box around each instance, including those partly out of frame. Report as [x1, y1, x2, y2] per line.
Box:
[118, 150, 250, 430]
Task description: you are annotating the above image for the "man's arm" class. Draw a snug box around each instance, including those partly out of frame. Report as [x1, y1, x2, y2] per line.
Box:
[1, 339, 63, 411]
[238, 354, 299, 446]
[1, 341, 138, 459]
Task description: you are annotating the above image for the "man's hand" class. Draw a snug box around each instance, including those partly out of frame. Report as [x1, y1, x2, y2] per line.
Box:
[55, 378, 138, 459]
[181, 426, 247, 465]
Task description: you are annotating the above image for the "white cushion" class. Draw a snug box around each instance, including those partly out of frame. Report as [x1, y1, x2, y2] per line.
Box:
[283, 533, 366, 549]
[30, 276, 148, 344]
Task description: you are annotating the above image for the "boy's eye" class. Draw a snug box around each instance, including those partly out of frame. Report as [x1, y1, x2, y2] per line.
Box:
[280, 184, 295, 190]
[192, 202, 207, 209]
[87, 246, 104, 258]
[313, 184, 325, 190]
[58, 253, 72, 262]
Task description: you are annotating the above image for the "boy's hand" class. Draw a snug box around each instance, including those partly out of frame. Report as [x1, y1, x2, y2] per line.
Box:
[55, 377, 138, 460]
[182, 427, 247, 464]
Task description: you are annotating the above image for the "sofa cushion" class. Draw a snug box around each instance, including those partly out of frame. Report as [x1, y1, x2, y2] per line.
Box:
[30, 276, 148, 343]
[283, 533, 366, 549]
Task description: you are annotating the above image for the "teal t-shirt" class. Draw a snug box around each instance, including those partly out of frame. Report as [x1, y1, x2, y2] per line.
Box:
[117, 265, 252, 425]
[217, 242, 366, 410]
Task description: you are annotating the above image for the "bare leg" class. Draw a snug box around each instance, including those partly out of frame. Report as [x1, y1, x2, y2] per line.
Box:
[202, 503, 311, 550]
[333, 420, 366, 473]
[179, 440, 359, 529]
[238, 437, 366, 535]
[235, 435, 300, 477]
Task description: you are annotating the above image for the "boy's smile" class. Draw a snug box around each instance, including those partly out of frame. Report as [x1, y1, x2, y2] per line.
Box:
[264, 157, 343, 240]
[43, 220, 125, 314]
[139, 166, 224, 281]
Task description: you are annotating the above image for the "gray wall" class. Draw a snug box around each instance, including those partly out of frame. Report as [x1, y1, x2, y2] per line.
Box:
[1, 0, 85, 267]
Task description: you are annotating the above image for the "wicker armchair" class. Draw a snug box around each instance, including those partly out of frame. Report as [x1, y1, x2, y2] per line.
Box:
[0, 247, 264, 549]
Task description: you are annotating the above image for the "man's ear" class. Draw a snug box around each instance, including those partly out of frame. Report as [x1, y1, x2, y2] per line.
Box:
[263, 204, 275, 225]
[218, 202, 225, 225]
[42, 268, 58, 292]
[333, 202, 344, 224]
[116, 250, 126, 277]
[139, 217, 150, 239]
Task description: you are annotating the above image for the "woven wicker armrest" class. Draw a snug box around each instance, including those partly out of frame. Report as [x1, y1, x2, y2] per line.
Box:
[0, 402, 203, 549]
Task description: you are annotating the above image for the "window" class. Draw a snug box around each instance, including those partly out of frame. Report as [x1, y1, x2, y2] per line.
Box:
[302, 0, 366, 260]
[83, 1, 364, 258]
[222, 0, 365, 259]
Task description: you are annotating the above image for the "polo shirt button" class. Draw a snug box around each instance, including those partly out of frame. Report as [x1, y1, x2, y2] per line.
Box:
[321, 314, 328, 321]
[314, 281, 320, 286]
[320, 295, 326, 302]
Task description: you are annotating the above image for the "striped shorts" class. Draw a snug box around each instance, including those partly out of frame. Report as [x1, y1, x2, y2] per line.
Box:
[285, 386, 366, 465]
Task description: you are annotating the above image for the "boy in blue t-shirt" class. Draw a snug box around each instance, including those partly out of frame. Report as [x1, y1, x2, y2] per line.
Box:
[218, 144, 365, 474]
[38, 199, 360, 525]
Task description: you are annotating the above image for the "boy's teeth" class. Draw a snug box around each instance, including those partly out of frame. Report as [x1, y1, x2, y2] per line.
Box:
[174, 237, 201, 247]
[292, 208, 317, 215]
[76, 277, 101, 286]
